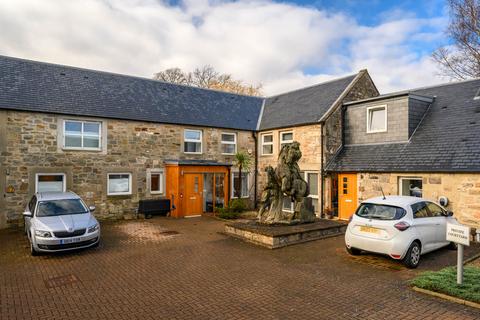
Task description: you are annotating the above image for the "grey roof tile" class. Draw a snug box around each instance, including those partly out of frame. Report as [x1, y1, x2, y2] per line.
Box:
[259, 74, 357, 130]
[327, 79, 480, 172]
[0, 55, 263, 131]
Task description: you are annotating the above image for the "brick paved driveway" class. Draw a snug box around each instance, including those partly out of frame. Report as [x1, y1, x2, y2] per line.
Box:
[1, 217, 479, 320]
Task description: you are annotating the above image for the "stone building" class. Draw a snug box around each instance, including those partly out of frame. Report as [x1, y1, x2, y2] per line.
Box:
[1, 54, 480, 229]
[326, 80, 480, 228]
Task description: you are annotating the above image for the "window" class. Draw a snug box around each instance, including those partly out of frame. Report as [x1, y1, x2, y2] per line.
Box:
[412, 201, 429, 218]
[35, 173, 66, 193]
[232, 172, 249, 198]
[356, 203, 406, 220]
[64, 120, 101, 150]
[107, 173, 132, 195]
[306, 172, 319, 213]
[280, 131, 293, 149]
[367, 105, 387, 133]
[184, 129, 202, 153]
[28, 195, 37, 214]
[399, 177, 423, 197]
[426, 202, 445, 217]
[149, 171, 164, 194]
[282, 197, 294, 212]
[221, 133, 236, 155]
[261, 133, 273, 155]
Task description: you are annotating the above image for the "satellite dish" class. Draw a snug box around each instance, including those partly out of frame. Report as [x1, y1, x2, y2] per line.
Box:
[438, 196, 448, 207]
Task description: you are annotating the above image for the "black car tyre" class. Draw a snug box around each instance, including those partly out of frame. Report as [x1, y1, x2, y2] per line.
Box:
[30, 240, 39, 256]
[402, 242, 421, 268]
[346, 246, 361, 255]
[447, 242, 458, 250]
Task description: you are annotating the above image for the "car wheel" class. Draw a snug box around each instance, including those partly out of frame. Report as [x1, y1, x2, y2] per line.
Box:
[447, 242, 458, 250]
[346, 246, 361, 255]
[402, 242, 421, 268]
[30, 240, 39, 256]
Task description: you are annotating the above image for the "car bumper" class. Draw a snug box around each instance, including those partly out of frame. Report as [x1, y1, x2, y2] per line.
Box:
[34, 231, 100, 252]
[345, 227, 409, 259]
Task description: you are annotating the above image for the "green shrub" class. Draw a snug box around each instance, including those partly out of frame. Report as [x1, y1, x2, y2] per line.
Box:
[215, 206, 240, 219]
[228, 198, 247, 213]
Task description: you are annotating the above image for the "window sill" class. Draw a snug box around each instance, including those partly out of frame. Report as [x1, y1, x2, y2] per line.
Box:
[260, 153, 273, 157]
[221, 153, 235, 156]
[63, 147, 102, 152]
[366, 130, 387, 134]
[231, 196, 250, 199]
[150, 191, 164, 195]
[184, 152, 203, 155]
[107, 193, 132, 196]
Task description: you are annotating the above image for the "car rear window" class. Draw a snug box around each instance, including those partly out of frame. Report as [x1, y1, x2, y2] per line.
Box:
[355, 203, 406, 220]
[37, 199, 88, 217]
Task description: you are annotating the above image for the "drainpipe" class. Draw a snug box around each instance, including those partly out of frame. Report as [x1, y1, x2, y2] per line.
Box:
[320, 123, 325, 219]
[253, 132, 258, 208]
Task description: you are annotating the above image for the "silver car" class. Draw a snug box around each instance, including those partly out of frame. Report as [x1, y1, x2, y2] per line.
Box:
[23, 191, 100, 255]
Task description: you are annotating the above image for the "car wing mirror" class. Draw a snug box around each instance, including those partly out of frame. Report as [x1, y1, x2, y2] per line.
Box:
[89, 205, 96, 212]
[23, 211, 32, 217]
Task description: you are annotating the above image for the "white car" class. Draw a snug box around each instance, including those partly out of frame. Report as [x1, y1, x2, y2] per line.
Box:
[23, 192, 100, 256]
[345, 196, 457, 268]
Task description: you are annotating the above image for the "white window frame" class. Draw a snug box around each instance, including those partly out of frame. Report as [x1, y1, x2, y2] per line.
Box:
[149, 170, 164, 195]
[282, 197, 294, 212]
[184, 129, 203, 154]
[35, 173, 66, 193]
[231, 171, 250, 198]
[261, 133, 274, 155]
[221, 132, 237, 155]
[366, 105, 388, 133]
[107, 173, 132, 196]
[280, 131, 294, 149]
[304, 172, 319, 199]
[63, 120, 102, 151]
[398, 177, 423, 197]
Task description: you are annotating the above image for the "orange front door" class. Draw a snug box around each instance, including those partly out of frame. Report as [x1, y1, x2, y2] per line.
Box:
[184, 173, 203, 216]
[338, 173, 358, 220]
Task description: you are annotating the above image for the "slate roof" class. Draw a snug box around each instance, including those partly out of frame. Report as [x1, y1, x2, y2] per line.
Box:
[258, 74, 358, 130]
[0, 55, 263, 131]
[326, 79, 480, 172]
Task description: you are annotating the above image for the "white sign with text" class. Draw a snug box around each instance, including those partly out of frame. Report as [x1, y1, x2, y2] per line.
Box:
[447, 223, 470, 246]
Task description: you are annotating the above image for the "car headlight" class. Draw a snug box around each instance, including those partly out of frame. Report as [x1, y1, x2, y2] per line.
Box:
[88, 223, 99, 233]
[34, 230, 52, 238]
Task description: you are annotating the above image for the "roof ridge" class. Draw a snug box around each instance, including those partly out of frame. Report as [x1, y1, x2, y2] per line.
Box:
[266, 72, 358, 99]
[0, 54, 265, 100]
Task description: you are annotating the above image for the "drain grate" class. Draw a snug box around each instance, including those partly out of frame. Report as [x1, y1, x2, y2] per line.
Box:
[45, 274, 79, 289]
[159, 230, 180, 235]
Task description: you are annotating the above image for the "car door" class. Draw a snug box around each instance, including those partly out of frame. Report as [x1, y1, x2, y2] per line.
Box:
[411, 201, 437, 253]
[425, 202, 449, 247]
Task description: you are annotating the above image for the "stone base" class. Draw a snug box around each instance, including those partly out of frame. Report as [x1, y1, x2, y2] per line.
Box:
[224, 219, 347, 249]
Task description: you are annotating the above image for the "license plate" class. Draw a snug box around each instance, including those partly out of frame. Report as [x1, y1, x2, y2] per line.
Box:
[360, 226, 380, 234]
[60, 237, 82, 244]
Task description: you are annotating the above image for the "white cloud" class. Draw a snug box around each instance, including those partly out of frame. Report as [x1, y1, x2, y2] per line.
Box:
[0, 0, 449, 95]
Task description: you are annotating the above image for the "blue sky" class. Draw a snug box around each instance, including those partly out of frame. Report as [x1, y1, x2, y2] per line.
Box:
[0, 0, 452, 94]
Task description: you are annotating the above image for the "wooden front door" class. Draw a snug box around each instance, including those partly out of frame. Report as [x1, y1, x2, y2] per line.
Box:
[184, 173, 203, 216]
[338, 173, 358, 220]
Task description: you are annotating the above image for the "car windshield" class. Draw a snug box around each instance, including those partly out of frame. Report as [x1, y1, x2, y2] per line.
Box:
[36, 199, 88, 217]
[356, 203, 406, 220]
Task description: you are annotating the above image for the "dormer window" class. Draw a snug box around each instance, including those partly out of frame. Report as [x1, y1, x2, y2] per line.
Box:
[367, 105, 387, 133]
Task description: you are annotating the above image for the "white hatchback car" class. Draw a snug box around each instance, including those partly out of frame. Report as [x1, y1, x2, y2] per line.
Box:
[345, 196, 457, 268]
[24, 192, 100, 256]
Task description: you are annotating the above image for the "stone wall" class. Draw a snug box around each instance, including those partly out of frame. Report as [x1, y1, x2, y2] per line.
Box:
[257, 124, 322, 211]
[0, 110, 256, 228]
[344, 96, 410, 145]
[357, 172, 480, 228]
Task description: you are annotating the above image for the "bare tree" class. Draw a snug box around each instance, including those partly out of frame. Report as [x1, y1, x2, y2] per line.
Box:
[433, 0, 480, 79]
[153, 65, 263, 96]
